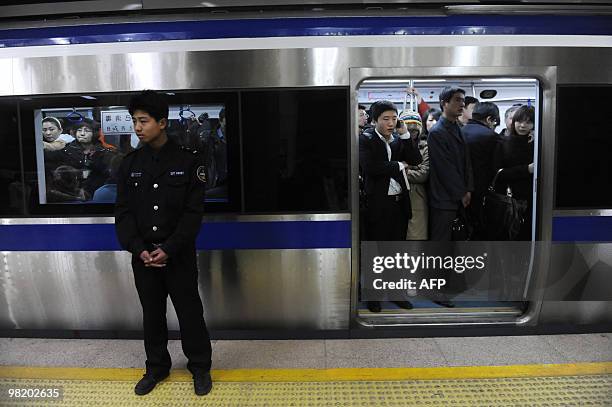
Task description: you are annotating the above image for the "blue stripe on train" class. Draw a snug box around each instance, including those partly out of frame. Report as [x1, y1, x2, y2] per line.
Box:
[1, 15, 612, 48]
[0, 216, 609, 251]
[0, 220, 351, 251]
[551, 216, 612, 242]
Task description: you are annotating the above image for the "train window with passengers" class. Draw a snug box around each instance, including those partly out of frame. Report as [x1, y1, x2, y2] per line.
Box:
[19, 91, 238, 215]
[357, 78, 540, 319]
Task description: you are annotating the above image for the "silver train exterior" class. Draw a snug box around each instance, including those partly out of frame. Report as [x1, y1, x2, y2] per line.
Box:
[0, 11, 611, 335]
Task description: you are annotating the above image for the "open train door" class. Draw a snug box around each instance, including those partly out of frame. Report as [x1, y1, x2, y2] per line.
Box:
[349, 65, 558, 329]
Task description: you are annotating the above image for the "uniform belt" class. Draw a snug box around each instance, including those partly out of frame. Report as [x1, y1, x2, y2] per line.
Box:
[387, 194, 402, 202]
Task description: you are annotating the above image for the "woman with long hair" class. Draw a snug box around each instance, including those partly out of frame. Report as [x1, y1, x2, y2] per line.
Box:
[492, 105, 535, 241]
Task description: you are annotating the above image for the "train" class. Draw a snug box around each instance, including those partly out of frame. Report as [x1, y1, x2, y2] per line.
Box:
[0, 1, 611, 338]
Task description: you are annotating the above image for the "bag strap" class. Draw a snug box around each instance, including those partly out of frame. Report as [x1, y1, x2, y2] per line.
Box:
[489, 168, 504, 190]
[488, 168, 515, 197]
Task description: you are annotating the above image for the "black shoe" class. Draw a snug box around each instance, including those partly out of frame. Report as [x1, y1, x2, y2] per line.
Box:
[366, 301, 381, 313]
[433, 301, 455, 308]
[392, 300, 413, 310]
[134, 373, 168, 396]
[193, 371, 213, 396]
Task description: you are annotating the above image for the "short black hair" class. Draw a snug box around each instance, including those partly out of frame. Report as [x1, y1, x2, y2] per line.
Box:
[438, 86, 465, 111]
[358, 104, 366, 110]
[465, 96, 479, 107]
[472, 102, 500, 124]
[128, 90, 169, 122]
[370, 100, 398, 122]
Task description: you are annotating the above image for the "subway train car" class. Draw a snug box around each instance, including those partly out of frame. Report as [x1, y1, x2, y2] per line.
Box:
[0, 1, 611, 338]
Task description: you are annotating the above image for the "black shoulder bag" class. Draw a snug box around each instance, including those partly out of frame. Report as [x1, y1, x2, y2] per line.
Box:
[482, 169, 528, 241]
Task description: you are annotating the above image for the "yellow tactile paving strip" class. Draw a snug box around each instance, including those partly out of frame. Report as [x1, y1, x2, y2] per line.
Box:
[1, 363, 611, 407]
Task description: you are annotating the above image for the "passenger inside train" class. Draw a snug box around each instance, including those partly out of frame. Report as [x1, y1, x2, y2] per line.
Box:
[34, 102, 229, 205]
[358, 79, 538, 315]
[41, 117, 67, 151]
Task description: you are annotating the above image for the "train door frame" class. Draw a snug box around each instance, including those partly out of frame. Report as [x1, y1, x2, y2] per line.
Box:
[349, 65, 558, 329]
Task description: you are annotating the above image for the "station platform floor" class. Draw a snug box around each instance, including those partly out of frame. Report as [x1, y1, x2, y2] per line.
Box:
[1, 333, 611, 406]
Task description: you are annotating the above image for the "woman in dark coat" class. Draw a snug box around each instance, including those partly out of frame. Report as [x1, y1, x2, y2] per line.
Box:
[47, 119, 114, 200]
[492, 105, 535, 241]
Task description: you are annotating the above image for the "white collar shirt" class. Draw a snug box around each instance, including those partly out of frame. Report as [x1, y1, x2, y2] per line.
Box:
[374, 128, 410, 195]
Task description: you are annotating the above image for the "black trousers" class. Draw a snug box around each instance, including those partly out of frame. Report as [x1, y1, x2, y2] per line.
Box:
[429, 207, 458, 242]
[132, 252, 212, 378]
[366, 194, 410, 241]
[428, 206, 467, 299]
[467, 192, 485, 240]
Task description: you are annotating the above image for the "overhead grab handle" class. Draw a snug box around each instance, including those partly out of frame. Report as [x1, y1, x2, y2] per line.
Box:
[66, 108, 84, 123]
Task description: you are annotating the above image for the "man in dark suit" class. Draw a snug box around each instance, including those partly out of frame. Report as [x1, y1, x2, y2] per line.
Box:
[428, 87, 474, 241]
[359, 100, 423, 241]
[359, 100, 422, 312]
[427, 87, 474, 307]
[462, 102, 501, 239]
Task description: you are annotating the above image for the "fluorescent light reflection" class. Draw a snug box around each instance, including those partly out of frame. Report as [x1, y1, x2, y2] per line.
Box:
[481, 78, 538, 82]
[364, 79, 447, 84]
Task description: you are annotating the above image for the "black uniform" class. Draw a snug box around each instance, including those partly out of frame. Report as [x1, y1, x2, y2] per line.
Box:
[115, 139, 211, 379]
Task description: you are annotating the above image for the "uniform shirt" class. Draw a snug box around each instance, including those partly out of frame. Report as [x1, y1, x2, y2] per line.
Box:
[115, 139, 206, 258]
[374, 128, 410, 195]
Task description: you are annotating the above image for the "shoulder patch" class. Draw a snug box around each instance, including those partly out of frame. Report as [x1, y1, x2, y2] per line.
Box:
[196, 166, 207, 183]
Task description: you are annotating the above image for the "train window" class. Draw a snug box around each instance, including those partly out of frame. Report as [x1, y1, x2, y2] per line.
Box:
[241, 88, 349, 212]
[19, 91, 240, 215]
[555, 85, 612, 209]
[0, 98, 23, 216]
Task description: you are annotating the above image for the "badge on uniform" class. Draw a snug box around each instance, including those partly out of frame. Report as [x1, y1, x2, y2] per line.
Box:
[196, 166, 207, 183]
[130, 172, 142, 178]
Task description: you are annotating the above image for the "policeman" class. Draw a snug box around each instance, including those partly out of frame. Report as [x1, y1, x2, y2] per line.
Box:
[115, 90, 212, 396]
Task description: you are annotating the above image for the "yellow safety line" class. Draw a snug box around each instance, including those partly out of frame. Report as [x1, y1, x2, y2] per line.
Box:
[1, 362, 611, 382]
